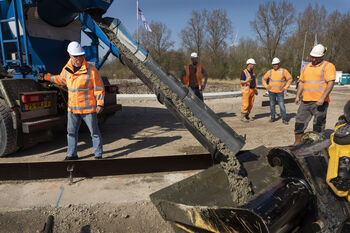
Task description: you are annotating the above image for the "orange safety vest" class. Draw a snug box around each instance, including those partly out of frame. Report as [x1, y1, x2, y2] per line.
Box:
[262, 68, 292, 93]
[184, 65, 203, 90]
[301, 61, 334, 102]
[240, 69, 255, 93]
[44, 58, 105, 114]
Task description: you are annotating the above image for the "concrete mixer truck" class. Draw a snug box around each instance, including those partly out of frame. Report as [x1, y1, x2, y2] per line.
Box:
[0, 0, 125, 156]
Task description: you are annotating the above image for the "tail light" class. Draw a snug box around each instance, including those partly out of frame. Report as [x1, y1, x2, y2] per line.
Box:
[107, 85, 118, 93]
[21, 94, 44, 103]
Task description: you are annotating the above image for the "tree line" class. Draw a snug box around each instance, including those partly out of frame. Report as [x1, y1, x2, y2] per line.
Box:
[101, 1, 350, 82]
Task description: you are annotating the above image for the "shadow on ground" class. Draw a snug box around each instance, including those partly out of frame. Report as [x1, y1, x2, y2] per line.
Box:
[9, 106, 184, 159]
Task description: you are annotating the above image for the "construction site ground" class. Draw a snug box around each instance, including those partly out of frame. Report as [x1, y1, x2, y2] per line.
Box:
[0, 82, 349, 233]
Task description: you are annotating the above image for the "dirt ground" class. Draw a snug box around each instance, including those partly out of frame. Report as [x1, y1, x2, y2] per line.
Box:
[0, 84, 349, 233]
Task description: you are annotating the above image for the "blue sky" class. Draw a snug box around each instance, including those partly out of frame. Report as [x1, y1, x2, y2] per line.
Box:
[103, 0, 350, 49]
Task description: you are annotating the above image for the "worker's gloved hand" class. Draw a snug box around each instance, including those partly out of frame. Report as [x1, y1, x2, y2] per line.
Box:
[37, 73, 45, 81]
[267, 85, 271, 91]
[96, 105, 104, 114]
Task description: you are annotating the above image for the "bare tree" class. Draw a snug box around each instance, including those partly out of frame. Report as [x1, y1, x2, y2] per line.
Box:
[250, 0, 295, 62]
[205, 9, 233, 58]
[297, 4, 327, 39]
[138, 21, 174, 64]
[228, 38, 262, 78]
[180, 9, 207, 56]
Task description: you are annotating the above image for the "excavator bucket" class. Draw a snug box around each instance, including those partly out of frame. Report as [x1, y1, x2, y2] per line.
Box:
[150, 146, 315, 233]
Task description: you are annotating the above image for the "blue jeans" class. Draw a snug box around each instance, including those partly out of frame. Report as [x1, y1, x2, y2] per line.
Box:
[190, 87, 203, 101]
[67, 112, 102, 157]
[269, 91, 286, 120]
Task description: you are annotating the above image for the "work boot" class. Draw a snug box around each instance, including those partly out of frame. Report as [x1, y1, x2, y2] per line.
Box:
[291, 133, 303, 146]
[282, 119, 289, 125]
[64, 155, 79, 161]
[240, 113, 249, 123]
[246, 114, 254, 121]
[269, 117, 276, 123]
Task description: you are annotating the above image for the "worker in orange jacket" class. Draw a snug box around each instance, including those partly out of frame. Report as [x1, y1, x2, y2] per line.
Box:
[39, 41, 105, 160]
[263, 57, 292, 124]
[292, 44, 336, 146]
[240, 58, 258, 122]
[180, 52, 208, 101]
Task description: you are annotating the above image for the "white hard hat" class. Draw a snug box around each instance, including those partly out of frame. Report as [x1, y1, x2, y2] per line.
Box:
[246, 58, 256, 65]
[272, 57, 280, 65]
[310, 44, 326, 57]
[67, 41, 85, 56]
[190, 52, 198, 58]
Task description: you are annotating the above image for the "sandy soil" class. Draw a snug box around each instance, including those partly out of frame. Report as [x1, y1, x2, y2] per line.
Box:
[0, 84, 349, 233]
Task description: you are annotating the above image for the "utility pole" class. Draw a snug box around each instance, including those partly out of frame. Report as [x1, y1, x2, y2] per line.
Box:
[136, 0, 139, 44]
[300, 31, 308, 73]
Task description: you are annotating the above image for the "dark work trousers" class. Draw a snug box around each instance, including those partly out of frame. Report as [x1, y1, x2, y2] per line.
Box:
[294, 101, 329, 134]
[190, 87, 204, 101]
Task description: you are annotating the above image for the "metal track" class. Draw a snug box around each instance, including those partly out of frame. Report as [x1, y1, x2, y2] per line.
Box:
[0, 154, 213, 181]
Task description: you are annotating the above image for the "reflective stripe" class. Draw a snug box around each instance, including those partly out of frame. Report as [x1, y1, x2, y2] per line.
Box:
[303, 89, 326, 92]
[270, 85, 284, 87]
[320, 62, 328, 89]
[245, 70, 251, 79]
[286, 76, 292, 81]
[96, 95, 105, 100]
[263, 78, 267, 81]
[282, 69, 285, 80]
[51, 75, 55, 83]
[304, 80, 325, 84]
[302, 62, 311, 76]
[241, 87, 249, 90]
[67, 87, 93, 92]
[242, 69, 251, 89]
[94, 86, 104, 91]
[270, 80, 285, 83]
[84, 65, 92, 107]
[68, 105, 96, 110]
[96, 70, 104, 86]
[196, 65, 202, 74]
[269, 69, 272, 78]
[59, 73, 63, 84]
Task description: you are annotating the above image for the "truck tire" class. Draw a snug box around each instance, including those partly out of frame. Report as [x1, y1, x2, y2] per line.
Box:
[0, 99, 17, 156]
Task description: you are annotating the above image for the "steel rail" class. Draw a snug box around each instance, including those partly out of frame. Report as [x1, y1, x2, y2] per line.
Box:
[0, 154, 213, 181]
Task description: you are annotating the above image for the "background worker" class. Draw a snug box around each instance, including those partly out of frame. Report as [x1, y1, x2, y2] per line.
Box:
[240, 58, 258, 122]
[39, 41, 105, 160]
[180, 52, 208, 101]
[292, 44, 336, 146]
[262, 57, 293, 124]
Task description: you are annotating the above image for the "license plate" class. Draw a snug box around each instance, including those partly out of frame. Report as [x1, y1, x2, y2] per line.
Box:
[24, 101, 51, 111]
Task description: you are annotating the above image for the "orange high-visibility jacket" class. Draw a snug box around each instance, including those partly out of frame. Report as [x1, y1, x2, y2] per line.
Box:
[240, 69, 256, 93]
[300, 60, 336, 103]
[44, 58, 105, 114]
[184, 65, 203, 90]
[262, 68, 292, 93]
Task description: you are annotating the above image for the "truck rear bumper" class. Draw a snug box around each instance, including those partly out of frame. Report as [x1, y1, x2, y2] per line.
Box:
[22, 116, 66, 133]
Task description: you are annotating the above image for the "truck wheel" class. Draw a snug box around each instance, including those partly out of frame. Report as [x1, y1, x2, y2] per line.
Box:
[0, 99, 17, 156]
